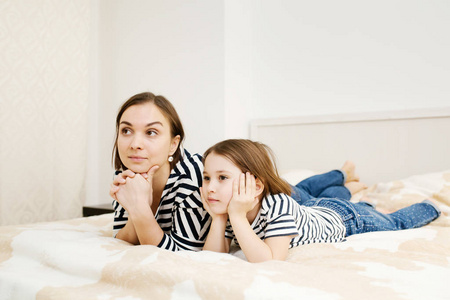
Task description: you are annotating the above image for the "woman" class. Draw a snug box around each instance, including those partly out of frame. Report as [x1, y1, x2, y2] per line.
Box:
[110, 92, 210, 251]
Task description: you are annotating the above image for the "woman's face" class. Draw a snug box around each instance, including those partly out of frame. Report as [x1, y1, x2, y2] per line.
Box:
[117, 102, 180, 174]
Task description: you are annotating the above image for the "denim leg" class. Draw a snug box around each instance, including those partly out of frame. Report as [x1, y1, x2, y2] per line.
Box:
[291, 186, 314, 204]
[302, 198, 441, 237]
[350, 200, 441, 235]
[292, 170, 350, 204]
[317, 186, 351, 201]
[302, 198, 359, 235]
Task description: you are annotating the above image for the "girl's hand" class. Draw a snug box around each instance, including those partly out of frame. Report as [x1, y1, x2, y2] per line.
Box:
[200, 187, 228, 223]
[110, 169, 136, 200]
[228, 172, 259, 218]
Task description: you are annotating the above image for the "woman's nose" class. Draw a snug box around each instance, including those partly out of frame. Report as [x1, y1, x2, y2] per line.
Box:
[130, 134, 143, 149]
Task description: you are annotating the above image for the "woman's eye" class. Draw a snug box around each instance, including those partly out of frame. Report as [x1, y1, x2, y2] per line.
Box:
[121, 128, 131, 135]
[146, 130, 157, 136]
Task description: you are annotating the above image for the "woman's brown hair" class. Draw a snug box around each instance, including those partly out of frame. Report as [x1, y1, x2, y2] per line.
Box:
[112, 92, 185, 171]
[203, 139, 292, 196]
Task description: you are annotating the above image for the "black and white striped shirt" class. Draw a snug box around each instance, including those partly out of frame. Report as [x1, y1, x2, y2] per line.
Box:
[112, 149, 211, 251]
[225, 193, 346, 248]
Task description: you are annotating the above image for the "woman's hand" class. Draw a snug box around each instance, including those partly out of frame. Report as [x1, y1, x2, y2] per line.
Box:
[114, 165, 159, 212]
[110, 170, 136, 200]
[227, 172, 259, 218]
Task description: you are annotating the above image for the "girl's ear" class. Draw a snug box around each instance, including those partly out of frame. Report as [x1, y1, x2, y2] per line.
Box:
[170, 135, 181, 155]
[254, 178, 265, 199]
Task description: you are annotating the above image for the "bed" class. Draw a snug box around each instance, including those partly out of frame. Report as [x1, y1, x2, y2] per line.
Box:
[1, 109, 449, 300]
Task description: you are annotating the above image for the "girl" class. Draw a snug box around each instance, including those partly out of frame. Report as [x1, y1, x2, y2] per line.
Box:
[109, 92, 210, 251]
[200, 139, 441, 262]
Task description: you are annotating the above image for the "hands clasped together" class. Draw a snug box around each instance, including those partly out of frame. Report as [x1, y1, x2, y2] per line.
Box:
[110, 166, 160, 214]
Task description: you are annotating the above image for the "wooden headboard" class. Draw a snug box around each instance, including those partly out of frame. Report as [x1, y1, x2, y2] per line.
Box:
[250, 108, 450, 185]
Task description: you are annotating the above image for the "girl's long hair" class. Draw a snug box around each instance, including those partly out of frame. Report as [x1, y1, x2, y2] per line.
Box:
[203, 139, 292, 196]
[112, 92, 185, 171]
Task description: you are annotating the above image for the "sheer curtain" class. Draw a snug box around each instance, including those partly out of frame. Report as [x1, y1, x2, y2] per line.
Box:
[0, 0, 91, 225]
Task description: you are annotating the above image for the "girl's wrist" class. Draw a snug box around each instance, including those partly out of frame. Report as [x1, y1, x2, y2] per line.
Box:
[228, 212, 247, 223]
[211, 214, 228, 225]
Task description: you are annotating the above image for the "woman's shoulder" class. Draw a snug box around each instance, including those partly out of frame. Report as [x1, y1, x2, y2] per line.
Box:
[170, 149, 203, 184]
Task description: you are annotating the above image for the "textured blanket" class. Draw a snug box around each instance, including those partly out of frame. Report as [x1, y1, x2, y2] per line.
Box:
[1, 171, 449, 300]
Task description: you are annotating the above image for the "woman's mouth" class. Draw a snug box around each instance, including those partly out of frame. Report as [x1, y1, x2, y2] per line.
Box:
[129, 156, 147, 162]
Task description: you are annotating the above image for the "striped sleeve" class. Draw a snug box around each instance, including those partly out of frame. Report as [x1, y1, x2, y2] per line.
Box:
[112, 200, 127, 238]
[264, 194, 299, 239]
[157, 152, 211, 251]
[112, 149, 211, 251]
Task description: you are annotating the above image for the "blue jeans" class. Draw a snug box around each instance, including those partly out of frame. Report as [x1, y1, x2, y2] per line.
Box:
[291, 170, 351, 204]
[302, 198, 441, 237]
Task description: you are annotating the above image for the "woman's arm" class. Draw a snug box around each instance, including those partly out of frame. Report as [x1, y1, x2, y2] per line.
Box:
[114, 166, 164, 246]
[123, 201, 164, 246]
[111, 170, 140, 244]
[114, 152, 210, 251]
[114, 217, 139, 245]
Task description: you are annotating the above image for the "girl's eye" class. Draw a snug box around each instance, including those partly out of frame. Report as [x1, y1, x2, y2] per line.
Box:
[203, 176, 210, 181]
[219, 175, 228, 180]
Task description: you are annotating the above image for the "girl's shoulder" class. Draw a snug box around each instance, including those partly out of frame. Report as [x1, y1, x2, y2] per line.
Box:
[260, 193, 297, 215]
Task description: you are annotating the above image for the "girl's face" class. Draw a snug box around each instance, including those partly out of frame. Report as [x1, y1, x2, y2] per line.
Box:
[202, 152, 242, 215]
[117, 102, 180, 174]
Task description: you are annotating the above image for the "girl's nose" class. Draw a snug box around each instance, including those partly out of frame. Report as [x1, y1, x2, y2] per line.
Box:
[206, 182, 215, 193]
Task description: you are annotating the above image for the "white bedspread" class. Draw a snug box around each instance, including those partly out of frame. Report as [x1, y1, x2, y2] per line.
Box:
[1, 171, 449, 300]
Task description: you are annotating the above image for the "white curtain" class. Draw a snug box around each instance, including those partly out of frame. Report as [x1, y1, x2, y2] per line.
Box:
[0, 0, 91, 225]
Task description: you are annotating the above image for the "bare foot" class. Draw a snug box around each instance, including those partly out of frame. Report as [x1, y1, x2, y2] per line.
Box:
[341, 160, 359, 183]
[345, 181, 367, 195]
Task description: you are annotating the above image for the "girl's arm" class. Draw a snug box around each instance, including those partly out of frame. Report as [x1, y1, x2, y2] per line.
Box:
[200, 187, 230, 253]
[229, 215, 293, 262]
[202, 217, 231, 253]
[228, 173, 293, 262]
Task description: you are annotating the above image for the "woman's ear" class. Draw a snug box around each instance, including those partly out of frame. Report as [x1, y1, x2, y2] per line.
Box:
[254, 178, 265, 199]
[170, 135, 181, 155]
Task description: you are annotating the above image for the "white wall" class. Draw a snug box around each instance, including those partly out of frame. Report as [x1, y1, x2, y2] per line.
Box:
[224, 0, 450, 137]
[86, 0, 450, 205]
[0, 0, 91, 224]
[86, 0, 224, 205]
